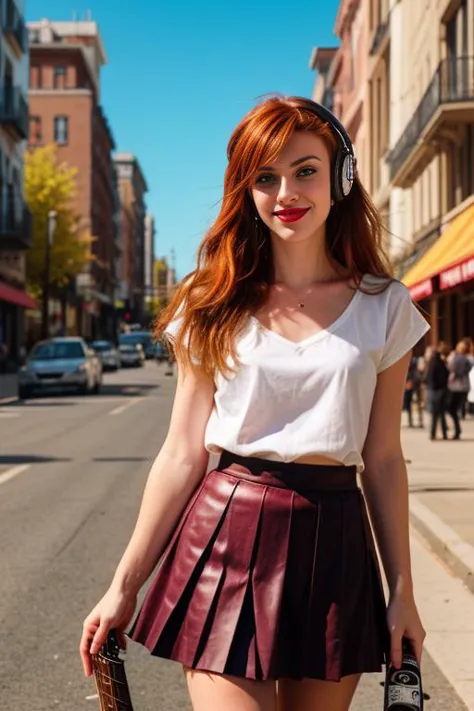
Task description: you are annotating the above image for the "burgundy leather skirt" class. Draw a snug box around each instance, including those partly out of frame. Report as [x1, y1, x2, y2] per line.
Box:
[128, 452, 389, 681]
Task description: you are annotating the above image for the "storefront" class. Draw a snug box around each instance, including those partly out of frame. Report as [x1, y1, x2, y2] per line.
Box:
[0, 280, 38, 371]
[402, 201, 474, 349]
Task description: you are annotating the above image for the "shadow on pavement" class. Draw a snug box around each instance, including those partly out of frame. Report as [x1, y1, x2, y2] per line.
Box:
[92, 457, 151, 462]
[0, 454, 72, 465]
[409, 485, 474, 493]
[99, 383, 160, 397]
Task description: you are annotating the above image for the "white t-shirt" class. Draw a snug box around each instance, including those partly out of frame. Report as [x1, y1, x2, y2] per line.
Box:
[165, 276, 430, 472]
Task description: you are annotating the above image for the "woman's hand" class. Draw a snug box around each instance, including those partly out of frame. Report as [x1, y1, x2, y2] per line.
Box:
[387, 592, 426, 668]
[80, 587, 137, 677]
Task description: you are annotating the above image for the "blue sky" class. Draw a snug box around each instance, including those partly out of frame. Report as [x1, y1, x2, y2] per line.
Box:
[26, 0, 341, 279]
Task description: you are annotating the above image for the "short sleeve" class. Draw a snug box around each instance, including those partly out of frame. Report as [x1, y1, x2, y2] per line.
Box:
[377, 283, 430, 373]
[163, 313, 201, 365]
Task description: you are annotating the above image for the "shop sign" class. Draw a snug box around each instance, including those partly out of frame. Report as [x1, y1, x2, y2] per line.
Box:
[409, 278, 433, 301]
[439, 256, 474, 290]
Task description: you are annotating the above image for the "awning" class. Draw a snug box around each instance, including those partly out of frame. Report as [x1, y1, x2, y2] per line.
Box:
[0, 282, 38, 310]
[402, 202, 474, 298]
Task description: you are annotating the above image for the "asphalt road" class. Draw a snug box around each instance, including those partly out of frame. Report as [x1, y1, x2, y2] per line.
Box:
[0, 362, 468, 710]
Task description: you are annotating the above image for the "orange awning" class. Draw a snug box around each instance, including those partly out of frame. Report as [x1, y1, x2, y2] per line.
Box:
[402, 202, 474, 296]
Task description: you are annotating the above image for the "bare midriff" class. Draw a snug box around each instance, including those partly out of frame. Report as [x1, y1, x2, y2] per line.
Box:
[293, 453, 345, 466]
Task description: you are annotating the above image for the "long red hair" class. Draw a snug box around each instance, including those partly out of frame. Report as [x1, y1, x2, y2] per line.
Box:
[156, 95, 392, 376]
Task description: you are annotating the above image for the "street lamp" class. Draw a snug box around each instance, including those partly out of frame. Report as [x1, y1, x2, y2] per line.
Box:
[41, 210, 57, 339]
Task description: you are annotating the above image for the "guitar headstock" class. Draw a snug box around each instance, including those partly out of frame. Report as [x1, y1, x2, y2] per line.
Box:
[98, 629, 123, 662]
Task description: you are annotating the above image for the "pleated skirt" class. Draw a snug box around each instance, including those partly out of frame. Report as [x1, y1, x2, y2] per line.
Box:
[128, 451, 389, 681]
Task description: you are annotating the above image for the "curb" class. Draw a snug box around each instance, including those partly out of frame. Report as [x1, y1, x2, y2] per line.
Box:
[0, 396, 19, 405]
[409, 495, 474, 594]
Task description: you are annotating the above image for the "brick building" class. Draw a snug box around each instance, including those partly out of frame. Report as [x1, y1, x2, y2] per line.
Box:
[27, 18, 119, 339]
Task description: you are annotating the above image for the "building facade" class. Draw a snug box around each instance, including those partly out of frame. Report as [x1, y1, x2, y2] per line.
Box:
[143, 212, 155, 324]
[114, 153, 148, 325]
[316, 0, 474, 350]
[0, 0, 35, 370]
[310, 1, 370, 186]
[387, 0, 474, 347]
[27, 18, 118, 339]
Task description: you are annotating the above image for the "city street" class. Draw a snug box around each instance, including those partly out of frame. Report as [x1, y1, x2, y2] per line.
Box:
[0, 362, 472, 710]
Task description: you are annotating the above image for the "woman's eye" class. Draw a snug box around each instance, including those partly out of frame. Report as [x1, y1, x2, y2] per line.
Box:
[298, 167, 316, 177]
[255, 174, 274, 184]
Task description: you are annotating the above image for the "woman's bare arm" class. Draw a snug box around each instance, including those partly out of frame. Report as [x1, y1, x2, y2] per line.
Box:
[110, 361, 215, 597]
[361, 351, 425, 665]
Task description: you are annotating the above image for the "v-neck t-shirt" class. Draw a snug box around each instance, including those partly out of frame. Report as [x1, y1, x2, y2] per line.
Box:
[165, 276, 430, 472]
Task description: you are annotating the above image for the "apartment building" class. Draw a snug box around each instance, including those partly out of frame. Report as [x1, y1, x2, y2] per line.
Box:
[0, 0, 35, 369]
[27, 18, 118, 339]
[143, 212, 155, 321]
[114, 153, 148, 325]
[388, 0, 474, 345]
[310, 1, 371, 187]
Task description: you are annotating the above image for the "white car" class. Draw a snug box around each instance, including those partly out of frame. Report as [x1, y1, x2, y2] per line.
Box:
[18, 337, 102, 398]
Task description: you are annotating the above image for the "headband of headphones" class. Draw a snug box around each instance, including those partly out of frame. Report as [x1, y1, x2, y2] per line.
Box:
[303, 100, 356, 201]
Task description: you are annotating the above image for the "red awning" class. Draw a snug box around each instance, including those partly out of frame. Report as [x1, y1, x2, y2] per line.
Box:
[0, 282, 38, 310]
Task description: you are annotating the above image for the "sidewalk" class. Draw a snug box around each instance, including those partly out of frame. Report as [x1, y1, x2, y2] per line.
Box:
[402, 416, 474, 587]
[0, 373, 18, 401]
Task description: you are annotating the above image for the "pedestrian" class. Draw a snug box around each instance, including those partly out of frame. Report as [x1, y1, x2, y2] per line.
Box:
[446, 340, 472, 439]
[80, 96, 429, 711]
[403, 356, 423, 428]
[425, 348, 449, 440]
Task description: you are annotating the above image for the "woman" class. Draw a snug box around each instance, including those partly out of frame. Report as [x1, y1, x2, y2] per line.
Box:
[425, 347, 449, 440]
[80, 96, 429, 711]
[447, 340, 472, 439]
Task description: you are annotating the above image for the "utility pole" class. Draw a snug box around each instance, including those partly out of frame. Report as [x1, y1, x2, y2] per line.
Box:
[41, 210, 57, 339]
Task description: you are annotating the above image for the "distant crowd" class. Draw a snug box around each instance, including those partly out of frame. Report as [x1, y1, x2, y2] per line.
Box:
[403, 337, 474, 441]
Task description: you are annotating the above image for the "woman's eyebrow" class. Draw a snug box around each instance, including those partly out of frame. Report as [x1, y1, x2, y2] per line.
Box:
[257, 154, 322, 172]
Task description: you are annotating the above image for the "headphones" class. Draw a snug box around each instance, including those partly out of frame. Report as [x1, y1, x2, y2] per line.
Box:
[302, 100, 356, 202]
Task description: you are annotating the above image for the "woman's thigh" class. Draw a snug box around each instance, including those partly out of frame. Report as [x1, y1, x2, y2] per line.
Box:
[185, 668, 277, 711]
[277, 673, 361, 711]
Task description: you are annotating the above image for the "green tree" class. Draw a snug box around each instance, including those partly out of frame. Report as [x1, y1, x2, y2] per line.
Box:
[24, 144, 92, 295]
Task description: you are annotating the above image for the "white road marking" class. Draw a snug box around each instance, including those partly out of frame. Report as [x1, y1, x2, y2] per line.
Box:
[0, 464, 31, 486]
[0, 411, 20, 418]
[410, 495, 474, 574]
[109, 398, 143, 416]
[411, 527, 474, 710]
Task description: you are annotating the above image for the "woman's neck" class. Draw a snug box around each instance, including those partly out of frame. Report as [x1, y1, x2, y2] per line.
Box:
[269, 227, 348, 290]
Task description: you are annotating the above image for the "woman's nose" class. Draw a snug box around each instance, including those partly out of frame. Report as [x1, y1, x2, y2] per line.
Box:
[276, 178, 298, 204]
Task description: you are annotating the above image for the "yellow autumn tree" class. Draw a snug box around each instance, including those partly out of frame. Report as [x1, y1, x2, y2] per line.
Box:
[24, 144, 92, 294]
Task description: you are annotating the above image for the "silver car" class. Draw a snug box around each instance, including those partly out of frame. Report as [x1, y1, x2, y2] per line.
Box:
[18, 337, 102, 399]
[90, 340, 120, 371]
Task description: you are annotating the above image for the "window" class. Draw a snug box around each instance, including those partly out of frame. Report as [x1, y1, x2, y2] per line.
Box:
[29, 116, 42, 145]
[54, 66, 66, 90]
[54, 116, 68, 145]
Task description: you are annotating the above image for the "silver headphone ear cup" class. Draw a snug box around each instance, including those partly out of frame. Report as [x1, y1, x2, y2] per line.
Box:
[341, 153, 354, 197]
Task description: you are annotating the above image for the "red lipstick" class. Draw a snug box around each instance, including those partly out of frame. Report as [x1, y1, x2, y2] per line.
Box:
[273, 208, 310, 223]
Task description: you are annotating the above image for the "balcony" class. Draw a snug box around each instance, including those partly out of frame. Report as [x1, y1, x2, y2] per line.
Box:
[389, 56, 474, 187]
[0, 206, 33, 250]
[369, 21, 389, 56]
[0, 86, 29, 140]
[3, 0, 28, 55]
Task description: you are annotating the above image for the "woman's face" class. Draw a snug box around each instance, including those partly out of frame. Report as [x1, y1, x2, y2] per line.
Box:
[250, 131, 332, 245]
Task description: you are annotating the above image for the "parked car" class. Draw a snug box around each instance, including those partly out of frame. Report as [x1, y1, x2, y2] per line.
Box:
[18, 337, 102, 398]
[118, 343, 145, 367]
[119, 331, 154, 359]
[90, 340, 120, 371]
